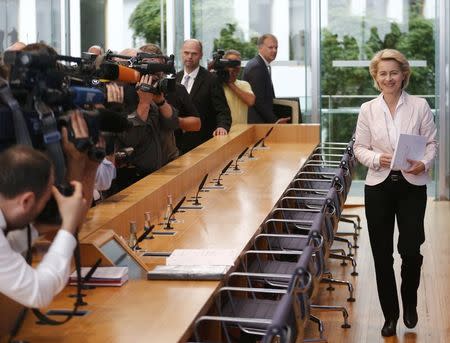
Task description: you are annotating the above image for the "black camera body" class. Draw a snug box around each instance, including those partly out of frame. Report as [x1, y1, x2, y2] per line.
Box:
[210, 49, 241, 83]
[137, 76, 176, 95]
[1, 50, 131, 155]
[131, 53, 176, 95]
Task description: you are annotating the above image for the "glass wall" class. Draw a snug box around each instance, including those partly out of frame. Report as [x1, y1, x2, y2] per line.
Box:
[80, 0, 106, 52]
[320, 0, 437, 188]
[173, 0, 311, 121]
[0, 0, 19, 53]
[36, 0, 61, 51]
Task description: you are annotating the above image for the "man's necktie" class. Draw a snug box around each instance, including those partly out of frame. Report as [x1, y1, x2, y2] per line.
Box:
[182, 75, 190, 91]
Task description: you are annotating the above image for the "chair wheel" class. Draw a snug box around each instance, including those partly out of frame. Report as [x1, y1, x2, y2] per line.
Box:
[347, 297, 356, 302]
[351, 271, 359, 276]
[341, 323, 351, 329]
[327, 286, 335, 291]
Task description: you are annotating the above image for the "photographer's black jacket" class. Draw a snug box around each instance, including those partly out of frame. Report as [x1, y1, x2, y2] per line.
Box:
[116, 104, 179, 174]
[176, 66, 231, 152]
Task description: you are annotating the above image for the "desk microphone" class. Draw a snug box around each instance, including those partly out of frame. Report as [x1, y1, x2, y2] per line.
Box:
[193, 173, 208, 206]
[165, 196, 186, 230]
[215, 160, 233, 186]
[81, 258, 102, 290]
[133, 225, 155, 250]
[249, 137, 264, 158]
[261, 127, 274, 147]
[233, 147, 249, 171]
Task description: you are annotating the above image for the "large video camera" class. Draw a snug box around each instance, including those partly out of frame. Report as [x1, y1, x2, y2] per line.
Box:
[101, 50, 176, 95]
[209, 49, 241, 83]
[1, 50, 132, 163]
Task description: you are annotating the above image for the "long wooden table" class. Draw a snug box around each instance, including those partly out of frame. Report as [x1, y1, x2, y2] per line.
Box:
[13, 124, 319, 343]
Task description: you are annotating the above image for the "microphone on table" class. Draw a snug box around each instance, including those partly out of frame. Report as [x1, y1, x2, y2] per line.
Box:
[261, 127, 274, 148]
[215, 160, 233, 186]
[165, 196, 186, 230]
[132, 225, 155, 250]
[233, 147, 249, 171]
[249, 137, 264, 158]
[193, 173, 208, 206]
[81, 258, 102, 290]
[69, 257, 102, 297]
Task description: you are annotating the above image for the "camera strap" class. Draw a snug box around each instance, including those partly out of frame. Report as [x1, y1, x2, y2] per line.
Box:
[8, 226, 84, 342]
[34, 100, 66, 185]
[0, 77, 33, 147]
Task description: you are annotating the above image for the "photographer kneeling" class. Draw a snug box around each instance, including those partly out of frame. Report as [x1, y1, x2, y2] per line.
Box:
[0, 111, 98, 308]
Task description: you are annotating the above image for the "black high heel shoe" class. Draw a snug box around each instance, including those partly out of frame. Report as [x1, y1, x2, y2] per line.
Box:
[381, 318, 397, 337]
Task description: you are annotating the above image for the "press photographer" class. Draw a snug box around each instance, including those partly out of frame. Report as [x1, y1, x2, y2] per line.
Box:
[0, 107, 102, 340]
[208, 49, 241, 84]
[139, 43, 200, 163]
[1, 43, 134, 204]
[113, 52, 180, 191]
[218, 49, 255, 125]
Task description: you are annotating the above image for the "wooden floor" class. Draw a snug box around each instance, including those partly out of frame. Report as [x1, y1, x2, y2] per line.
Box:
[305, 199, 450, 343]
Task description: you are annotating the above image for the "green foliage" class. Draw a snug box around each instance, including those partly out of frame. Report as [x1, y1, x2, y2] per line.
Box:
[129, 0, 163, 44]
[212, 23, 258, 60]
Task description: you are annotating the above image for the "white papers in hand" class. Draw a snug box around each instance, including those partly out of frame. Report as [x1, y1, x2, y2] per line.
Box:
[390, 134, 427, 170]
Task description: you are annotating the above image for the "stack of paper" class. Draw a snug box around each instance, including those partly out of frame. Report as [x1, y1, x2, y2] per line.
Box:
[69, 266, 129, 287]
[166, 249, 236, 266]
[391, 134, 427, 170]
[148, 249, 237, 280]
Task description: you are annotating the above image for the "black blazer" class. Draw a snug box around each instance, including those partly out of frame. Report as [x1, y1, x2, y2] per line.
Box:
[176, 67, 231, 151]
[243, 55, 277, 123]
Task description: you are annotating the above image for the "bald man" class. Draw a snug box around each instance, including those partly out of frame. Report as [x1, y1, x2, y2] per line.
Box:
[176, 39, 231, 153]
[6, 41, 25, 51]
[87, 45, 104, 56]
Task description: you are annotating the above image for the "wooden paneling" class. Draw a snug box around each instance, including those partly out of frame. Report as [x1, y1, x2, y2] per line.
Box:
[80, 124, 319, 241]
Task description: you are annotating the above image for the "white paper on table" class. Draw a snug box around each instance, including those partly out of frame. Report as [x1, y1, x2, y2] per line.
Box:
[166, 249, 237, 266]
[390, 134, 427, 170]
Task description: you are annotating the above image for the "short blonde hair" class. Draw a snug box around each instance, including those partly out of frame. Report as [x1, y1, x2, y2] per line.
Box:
[369, 49, 411, 91]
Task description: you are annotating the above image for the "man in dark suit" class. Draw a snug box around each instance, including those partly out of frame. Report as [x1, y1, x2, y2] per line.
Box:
[176, 39, 231, 153]
[243, 34, 290, 124]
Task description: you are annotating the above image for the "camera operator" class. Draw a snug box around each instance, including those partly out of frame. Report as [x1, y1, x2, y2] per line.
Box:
[114, 72, 179, 190]
[0, 110, 99, 308]
[220, 49, 255, 126]
[139, 43, 200, 163]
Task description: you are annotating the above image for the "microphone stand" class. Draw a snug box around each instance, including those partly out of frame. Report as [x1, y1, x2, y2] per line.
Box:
[132, 225, 155, 250]
[81, 258, 102, 290]
[165, 196, 186, 230]
[193, 174, 208, 206]
[233, 147, 249, 171]
[248, 137, 264, 158]
[261, 127, 274, 148]
[215, 160, 233, 186]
